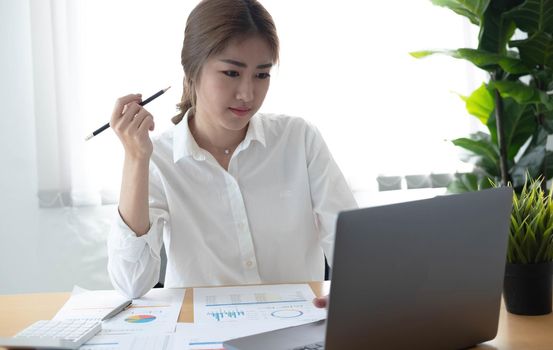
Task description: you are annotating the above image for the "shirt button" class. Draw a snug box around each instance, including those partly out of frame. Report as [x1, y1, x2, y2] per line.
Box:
[246, 261, 253, 267]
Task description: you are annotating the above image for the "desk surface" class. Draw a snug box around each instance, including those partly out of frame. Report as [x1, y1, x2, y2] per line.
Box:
[1, 282, 552, 350]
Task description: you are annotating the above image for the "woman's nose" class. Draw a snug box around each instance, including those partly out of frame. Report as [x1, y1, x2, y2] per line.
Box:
[236, 78, 254, 103]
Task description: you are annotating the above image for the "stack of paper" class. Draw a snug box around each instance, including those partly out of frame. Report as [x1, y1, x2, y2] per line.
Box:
[54, 286, 185, 350]
[53, 284, 324, 350]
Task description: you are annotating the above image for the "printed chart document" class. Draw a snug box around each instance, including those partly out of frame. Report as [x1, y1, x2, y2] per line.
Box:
[169, 283, 327, 349]
[193, 283, 326, 325]
[53, 286, 185, 349]
[55, 287, 185, 335]
[101, 288, 185, 335]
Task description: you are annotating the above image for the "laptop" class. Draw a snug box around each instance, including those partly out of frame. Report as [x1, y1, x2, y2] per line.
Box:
[223, 187, 513, 350]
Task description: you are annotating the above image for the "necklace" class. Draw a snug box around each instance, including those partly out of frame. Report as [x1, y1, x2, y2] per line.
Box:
[201, 142, 235, 156]
[188, 119, 242, 157]
[202, 140, 237, 157]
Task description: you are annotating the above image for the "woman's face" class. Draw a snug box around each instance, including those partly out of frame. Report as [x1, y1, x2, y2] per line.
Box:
[194, 35, 273, 134]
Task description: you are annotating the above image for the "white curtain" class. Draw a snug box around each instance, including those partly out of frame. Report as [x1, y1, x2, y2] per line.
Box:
[28, 0, 485, 207]
[30, 0, 102, 206]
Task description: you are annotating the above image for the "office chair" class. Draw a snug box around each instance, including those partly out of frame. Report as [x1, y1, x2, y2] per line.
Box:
[154, 244, 168, 288]
[324, 257, 331, 280]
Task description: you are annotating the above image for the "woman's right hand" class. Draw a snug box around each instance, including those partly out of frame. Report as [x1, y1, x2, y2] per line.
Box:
[313, 295, 328, 309]
[110, 94, 155, 160]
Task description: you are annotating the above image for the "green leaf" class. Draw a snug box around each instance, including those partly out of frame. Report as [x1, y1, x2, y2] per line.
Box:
[456, 48, 503, 67]
[447, 174, 477, 193]
[452, 137, 497, 159]
[533, 68, 553, 91]
[510, 32, 553, 69]
[511, 215, 521, 233]
[535, 225, 553, 261]
[505, 0, 553, 34]
[491, 80, 552, 105]
[465, 83, 495, 124]
[410, 48, 533, 73]
[408, 48, 497, 66]
[509, 233, 529, 263]
[453, 132, 500, 176]
[452, 133, 501, 174]
[510, 145, 546, 187]
[430, 0, 490, 25]
[478, 176, 496, 189]
[542, 110, 553, 133]
[494, 81, 538, 102]
[544, 151, 553, 179]
[530, 127, 549, 147]
[409, 50, 439, 59]
[498, 56, 533, 74]
[478, 0, 521, 54]
[522, 225, 539, 261]
[447, 172, 495, 192]
[504, 105, 537, 159]
[487, 98, 537, 160]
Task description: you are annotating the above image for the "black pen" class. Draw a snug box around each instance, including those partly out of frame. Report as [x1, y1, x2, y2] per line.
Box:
[101, 299, 133, 321]
[85, 86, 171, 141]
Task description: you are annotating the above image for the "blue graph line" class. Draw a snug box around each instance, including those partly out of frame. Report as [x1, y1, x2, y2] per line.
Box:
[207, 308, 246, 321]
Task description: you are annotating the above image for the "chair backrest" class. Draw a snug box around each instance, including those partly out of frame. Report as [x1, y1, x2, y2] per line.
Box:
[155, 244, 167, 288]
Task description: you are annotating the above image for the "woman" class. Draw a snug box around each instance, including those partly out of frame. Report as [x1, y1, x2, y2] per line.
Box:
[107, 0, 357, 300]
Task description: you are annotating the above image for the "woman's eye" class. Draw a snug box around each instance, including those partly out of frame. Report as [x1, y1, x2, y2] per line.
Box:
[257, 72, 271, 79]
[223, 71, 239, 77]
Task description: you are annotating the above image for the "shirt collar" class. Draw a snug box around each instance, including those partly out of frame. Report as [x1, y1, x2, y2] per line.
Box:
[173, 111, 267, 163]
[242, 114, 266, 150]
[173, 110, 203, 163]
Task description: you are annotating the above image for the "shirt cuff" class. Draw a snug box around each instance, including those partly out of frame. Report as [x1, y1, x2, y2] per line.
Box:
[108, 210, 164, 263]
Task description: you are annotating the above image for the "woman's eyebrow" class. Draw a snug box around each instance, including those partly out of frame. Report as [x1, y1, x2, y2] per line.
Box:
[219, 59, 273, 69]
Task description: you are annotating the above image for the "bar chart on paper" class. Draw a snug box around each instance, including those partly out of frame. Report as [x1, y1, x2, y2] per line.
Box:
[194, 284, 326, 324]
[205, 305, 306, 322]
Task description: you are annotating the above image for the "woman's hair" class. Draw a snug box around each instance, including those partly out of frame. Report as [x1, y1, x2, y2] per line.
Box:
[172, 0, 279, 124]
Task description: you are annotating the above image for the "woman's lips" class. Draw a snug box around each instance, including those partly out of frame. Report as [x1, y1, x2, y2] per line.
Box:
[229, 107, 251, 117]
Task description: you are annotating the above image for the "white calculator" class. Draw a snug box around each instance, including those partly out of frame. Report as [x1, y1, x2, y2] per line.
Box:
[0, 319, 101, 349]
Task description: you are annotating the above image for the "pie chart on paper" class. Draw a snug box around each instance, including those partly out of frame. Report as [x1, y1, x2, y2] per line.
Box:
[270, 310, 304, 318]
[125, 315, 157, 323]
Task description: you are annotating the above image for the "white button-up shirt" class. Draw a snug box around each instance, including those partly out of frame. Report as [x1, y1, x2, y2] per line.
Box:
[107, 113, 357, 298]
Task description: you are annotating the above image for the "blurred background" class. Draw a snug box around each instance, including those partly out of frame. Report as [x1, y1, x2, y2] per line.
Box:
[0, 0, 485, 294]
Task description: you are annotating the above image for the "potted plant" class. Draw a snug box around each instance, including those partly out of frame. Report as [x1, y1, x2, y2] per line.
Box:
[410, 0, 553, 192]
[502, 176, 553, 315]
[411, 0, 553, 316]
